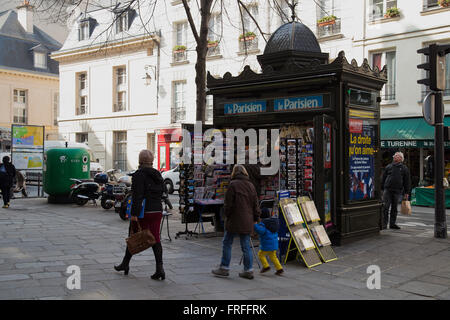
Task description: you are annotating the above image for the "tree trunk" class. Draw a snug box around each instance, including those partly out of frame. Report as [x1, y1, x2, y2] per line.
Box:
[195, 0, 213, 124]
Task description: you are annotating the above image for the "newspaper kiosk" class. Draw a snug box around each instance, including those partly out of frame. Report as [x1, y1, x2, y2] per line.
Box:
[206, 21, 387, 245]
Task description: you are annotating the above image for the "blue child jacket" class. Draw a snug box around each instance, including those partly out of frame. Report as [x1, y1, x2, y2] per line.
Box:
[254, 217, 279, 251]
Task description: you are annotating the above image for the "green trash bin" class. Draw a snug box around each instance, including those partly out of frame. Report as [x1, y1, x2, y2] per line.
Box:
[43, 148, 90, 203]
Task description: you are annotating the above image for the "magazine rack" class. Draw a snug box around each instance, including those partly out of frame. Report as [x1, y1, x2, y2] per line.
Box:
[279, 198, 322, 268]
[297, 197, 337, 263]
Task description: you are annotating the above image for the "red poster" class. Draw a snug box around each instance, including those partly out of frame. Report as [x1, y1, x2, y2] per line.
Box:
[349, 119, 363, 134]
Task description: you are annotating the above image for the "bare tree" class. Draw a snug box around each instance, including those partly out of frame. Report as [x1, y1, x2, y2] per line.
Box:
[30, 0, 290, 124]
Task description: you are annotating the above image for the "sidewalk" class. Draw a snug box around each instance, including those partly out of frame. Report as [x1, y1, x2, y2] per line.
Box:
[0, 198, 449, 300]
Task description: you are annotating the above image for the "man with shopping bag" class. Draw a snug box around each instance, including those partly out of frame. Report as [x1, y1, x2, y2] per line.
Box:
[381, 152, 411, 229]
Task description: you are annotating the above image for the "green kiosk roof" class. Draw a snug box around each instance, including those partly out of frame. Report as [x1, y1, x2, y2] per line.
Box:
[381, 117, 450, 148]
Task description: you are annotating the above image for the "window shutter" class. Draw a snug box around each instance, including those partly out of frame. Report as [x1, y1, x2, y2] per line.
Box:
[89, 18, 96, 37]
[78, 28, 81, 41]
[128, 9, 136, 30]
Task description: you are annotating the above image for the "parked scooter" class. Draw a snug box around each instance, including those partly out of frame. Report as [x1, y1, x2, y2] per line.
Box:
[69, 172, 106, 206]
[99, 169, 121, 210]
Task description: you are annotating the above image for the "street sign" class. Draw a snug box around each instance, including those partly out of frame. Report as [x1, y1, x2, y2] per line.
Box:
[422, 92, 436, 126]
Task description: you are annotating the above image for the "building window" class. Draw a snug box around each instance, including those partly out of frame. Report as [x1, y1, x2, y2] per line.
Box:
[79, 21, 90, 40]
[173, 22, 188, 62]
[369, 0, 397, 20]
[172, 81, 186, 123]
[207, 14, 222, 56]
[316, 0, 341, 38]
[53, 92, 59, 126]
[421, 46, 450, 97]
[34, 52, 47, 69]
[114, 66, 127, 112]
[206, 95, 213, 122]
[423, 0, 440, 10]
[113, 131, 127, 172]
[76, 133, 88, 144]
[77, 72, 88, 115]
[13, 89, 27, 124]
[239, 4, 259, 52]
[116, 12, 128, 33]
[274, 0, 291, 30]
[372, 51, 396, 101]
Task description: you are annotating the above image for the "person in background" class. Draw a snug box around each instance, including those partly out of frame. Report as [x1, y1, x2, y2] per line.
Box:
[254, 207, 284, 276]
[0, 156, 16, 208]
[212, 165, 261, 280]
[114, 150, 167, 280]
[381, 152, 411, 230]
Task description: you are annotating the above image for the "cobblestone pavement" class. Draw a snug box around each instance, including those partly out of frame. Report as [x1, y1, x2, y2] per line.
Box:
[0, 197, 449, 300]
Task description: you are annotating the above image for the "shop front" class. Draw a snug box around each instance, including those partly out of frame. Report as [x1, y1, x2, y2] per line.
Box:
[201, 22, 387, 245]
[157, 128, 182, 172]
[381, 117, 450, 187]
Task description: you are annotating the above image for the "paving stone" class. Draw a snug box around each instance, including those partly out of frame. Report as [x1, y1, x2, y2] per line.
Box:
[30, 272, 63, 280]
[0, 274, 29, 282]
[15, 261, 66, 269]
[397, 281, 449, 297]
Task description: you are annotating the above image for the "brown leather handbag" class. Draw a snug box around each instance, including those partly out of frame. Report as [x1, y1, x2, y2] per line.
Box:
[126, 222, 156, 255]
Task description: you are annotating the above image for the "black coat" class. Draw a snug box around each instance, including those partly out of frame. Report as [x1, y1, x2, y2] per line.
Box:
[131, 167, 165, 216]
[0, 162, 16, 187]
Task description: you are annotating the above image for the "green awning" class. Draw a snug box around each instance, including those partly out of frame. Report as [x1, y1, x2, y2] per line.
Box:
[381, 117, 450, 148]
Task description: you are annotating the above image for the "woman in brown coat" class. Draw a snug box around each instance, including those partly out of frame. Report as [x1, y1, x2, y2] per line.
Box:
[212, 165, 260, 279]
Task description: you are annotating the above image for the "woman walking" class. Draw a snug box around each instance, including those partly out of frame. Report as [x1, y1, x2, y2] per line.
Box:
[212, 165, 260, 279]
[0, 156, 16, 208]
[114, 150, 166, 280]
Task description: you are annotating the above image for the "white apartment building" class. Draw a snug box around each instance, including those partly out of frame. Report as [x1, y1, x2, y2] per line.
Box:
[53, 0, 450, 179]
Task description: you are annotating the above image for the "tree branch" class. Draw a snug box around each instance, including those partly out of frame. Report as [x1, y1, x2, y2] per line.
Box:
[181, 0, 200, 44]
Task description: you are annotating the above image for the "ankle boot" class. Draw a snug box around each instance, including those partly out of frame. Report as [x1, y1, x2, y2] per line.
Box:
[151, 243, 165, 280]
[114, 247, 131, 275]
[151, 263, 165, 280]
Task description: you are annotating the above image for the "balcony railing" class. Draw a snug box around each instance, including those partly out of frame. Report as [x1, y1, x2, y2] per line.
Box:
[423, 1, 440, 10]
[207, 44, 221, 57]
[382, 84, 396, 101]
[239, 37, 258, 52]
[173, 50, 187, 62]
[76, 106, 87, 115]
[171, 108, 186, 123]
[317, 18, 341, 38]
[114, 102, 126, 112]
[422, 88, 450, 99]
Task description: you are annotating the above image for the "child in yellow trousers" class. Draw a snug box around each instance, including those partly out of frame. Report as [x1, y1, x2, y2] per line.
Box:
[254, 208, 284, 275]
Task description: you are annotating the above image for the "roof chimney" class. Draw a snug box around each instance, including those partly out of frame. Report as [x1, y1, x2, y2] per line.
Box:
[17, 1, 34, 33]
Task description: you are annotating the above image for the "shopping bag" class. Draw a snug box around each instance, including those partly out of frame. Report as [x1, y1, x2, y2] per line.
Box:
[401, 200, 412, 215]
[126, 223, 156, 255]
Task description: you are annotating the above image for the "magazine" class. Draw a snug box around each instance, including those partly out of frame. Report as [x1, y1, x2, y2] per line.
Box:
[301, 201, 320, 222]
[284, 203, 303, 225]
[314, 225, 331, 246]
[293, 228, 315, 251]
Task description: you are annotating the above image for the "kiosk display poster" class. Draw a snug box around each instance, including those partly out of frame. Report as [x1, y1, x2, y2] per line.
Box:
[348, 110, 376, 201]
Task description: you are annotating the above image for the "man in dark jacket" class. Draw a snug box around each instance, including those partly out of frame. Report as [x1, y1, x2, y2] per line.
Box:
[212, 165, 260, 280]
[381, 152, 411, 230]
[0, 156, 16, 208]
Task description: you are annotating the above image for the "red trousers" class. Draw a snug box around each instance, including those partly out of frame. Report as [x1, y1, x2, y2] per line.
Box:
[130, 211, 162, 243]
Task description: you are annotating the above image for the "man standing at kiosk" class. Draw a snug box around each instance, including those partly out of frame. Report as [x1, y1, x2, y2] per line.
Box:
[381, 152, 411, 230]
